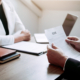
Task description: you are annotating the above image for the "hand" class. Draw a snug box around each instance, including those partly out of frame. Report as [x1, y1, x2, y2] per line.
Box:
[14, 30, 31, 43]
[47, 44, 68, 68]
[21, 30, 31, 41]
[65, 36, 80, 52]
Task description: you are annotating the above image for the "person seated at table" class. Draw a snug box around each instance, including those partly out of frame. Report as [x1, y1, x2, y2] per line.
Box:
[47, 36, 80, 80]
[0, 0, 31, 46]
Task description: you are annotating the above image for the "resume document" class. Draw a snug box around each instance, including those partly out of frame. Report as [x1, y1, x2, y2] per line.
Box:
[45, 26, 80, 59]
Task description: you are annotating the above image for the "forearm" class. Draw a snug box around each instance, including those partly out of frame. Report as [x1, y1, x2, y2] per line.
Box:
[0, 35, 14, 46]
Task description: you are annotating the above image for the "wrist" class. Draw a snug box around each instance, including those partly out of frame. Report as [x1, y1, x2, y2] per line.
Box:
[60, 56, 68, 68]
[20, 34, 25, 41]
[14, 34, 25, 43]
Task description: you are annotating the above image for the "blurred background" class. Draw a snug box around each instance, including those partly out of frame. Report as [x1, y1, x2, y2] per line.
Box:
[5, 0, 80, 37]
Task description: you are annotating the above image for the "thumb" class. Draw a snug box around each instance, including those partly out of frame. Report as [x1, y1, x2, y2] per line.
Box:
[66, 39, 76, 45]
[52, 43, 58, 49]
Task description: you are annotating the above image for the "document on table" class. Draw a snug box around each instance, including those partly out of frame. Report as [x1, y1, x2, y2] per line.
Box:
[45, 26, 80, 58]
[3, 41, 48, 55]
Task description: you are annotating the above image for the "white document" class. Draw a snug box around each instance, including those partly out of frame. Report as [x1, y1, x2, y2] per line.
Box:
[45, 26, 80, 58]
[3, 41, 48, 55]
[34, 33, 49, 44]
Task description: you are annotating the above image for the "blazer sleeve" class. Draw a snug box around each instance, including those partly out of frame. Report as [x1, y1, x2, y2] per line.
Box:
[4, 1, 26, 35]
[7, 1, 26, 35]
[12, 8, 26, 36]
[64, 58, 80, 79]
[13, 10, 26, 36]
[55, 58, 80, 80]
[0, 2, 25, 46]
[0, 35, 14, 46]
[65, 58, 80, 73]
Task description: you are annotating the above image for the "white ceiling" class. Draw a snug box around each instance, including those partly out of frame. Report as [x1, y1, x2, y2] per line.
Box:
[32, 0, 80, 11]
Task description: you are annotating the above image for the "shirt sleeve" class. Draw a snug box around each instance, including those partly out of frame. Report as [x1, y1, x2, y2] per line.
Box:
[63, 58, 69, 71]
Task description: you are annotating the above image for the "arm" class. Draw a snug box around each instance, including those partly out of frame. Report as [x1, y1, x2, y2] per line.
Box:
[47, 36, 80, 80]
[12, 4, 31, 42]
[65, 58, 80, 73]
[0, 1, 31, 46]
[65, 36, 80, 73]
[47, 44, 80, 80]
[47, 36, 80, 68]
[56, 58, 80, 80]
[6, 1, 26, 35]
[0, 35, 14, 46]
[13, 9, 25, 35]
[0, 30, 31, 46]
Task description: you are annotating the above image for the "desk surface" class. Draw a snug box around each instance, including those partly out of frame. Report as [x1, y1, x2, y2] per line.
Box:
[0, 37, 63, 80]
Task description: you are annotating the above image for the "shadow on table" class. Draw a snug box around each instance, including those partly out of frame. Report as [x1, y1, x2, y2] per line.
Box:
[47, 64, 63, 75]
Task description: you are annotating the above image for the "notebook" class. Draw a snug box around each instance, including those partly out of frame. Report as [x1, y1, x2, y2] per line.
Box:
[3, 41, 48, 56]
[0, 48, 16, 58]
[34, 33, 49, 44]
[0, 53, 20, 64]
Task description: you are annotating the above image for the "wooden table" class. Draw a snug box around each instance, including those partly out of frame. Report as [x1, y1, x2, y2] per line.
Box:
[0, 37, 63, 80]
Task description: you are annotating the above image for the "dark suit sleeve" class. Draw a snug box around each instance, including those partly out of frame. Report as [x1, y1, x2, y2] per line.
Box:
[64, 58, 80, 79]
[65, 58, 80, 73]
[55, 58, 80, 80]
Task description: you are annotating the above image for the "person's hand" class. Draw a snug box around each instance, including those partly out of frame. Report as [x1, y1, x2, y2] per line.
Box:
[47, 44, 68, 68]
[21, 30, 31, 41]
[65, 36, 80, 52]
[14, 30, 31, 43]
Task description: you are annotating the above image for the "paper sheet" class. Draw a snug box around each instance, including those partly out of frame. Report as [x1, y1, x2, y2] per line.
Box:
[45, 26, 80, 58]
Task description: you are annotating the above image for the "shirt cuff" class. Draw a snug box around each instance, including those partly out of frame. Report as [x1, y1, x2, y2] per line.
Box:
[63, 58, 69, 71]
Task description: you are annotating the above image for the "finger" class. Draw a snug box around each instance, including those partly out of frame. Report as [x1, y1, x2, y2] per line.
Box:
[67, 36, 78, 41]
[47, 45, 51, 50]
[52, 43, 58, 49]
[47, 45, 49, 50]
[71, 44, 75, 48]
[47, 45, 52, 55]
[65, 39, 76, 45]
[47, 45, 54, 51]
[25, 29, 29, 32]
[75, 48, 80, 52]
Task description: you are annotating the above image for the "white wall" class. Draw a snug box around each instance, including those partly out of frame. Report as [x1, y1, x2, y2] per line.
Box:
[7, 0, 39, 35]
[38, 10, 80, 37]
